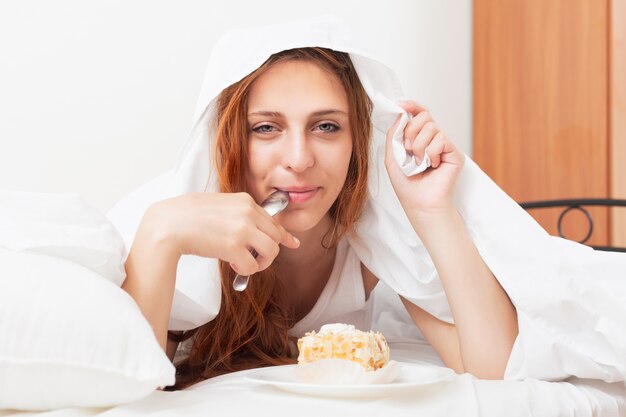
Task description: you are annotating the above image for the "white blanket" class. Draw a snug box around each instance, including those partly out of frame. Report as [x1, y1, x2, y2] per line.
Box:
[107, 15, 626, 384]
[2, 348, 624, 417]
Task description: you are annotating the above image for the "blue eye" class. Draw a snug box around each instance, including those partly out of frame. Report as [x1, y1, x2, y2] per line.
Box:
[252, 124, 276, 133]
[316, 123, 339, 133]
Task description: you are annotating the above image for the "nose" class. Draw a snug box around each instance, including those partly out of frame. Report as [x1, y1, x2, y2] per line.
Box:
[281, 129, 314, 172]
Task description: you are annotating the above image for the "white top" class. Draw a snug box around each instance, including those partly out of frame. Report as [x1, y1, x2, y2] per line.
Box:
[289, 237, 373, 338]
[175, 237, 373, 363]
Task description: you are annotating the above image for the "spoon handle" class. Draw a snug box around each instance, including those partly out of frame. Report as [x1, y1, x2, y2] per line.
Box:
[231, 190, 288, 292]
[232, 251, 258, 292]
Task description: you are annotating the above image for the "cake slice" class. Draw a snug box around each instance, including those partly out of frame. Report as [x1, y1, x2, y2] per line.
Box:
[297, 323, 390, 371]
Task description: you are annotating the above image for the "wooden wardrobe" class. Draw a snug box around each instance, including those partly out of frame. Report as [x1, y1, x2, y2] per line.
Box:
[473, 0, 626, 247]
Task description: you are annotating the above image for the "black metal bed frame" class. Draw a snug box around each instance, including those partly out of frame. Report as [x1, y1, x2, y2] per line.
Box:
[518, 198, 626, 252]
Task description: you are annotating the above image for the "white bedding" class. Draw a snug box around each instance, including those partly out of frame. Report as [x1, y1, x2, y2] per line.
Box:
[3, 344, 624, 417]
[3, 285, 625, 417]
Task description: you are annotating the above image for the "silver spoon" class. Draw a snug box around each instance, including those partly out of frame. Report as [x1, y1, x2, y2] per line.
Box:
[232, 190, 289, 292]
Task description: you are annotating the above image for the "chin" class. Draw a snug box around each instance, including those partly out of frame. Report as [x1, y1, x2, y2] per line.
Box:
[278, 210, 326, 233]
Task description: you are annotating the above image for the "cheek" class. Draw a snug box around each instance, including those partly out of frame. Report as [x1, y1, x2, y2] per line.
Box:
[246, 147, 264, 190]
[246, 143, 276, 196]
[337, 142, 354, 178]
[248, 139, 275, 166]
[323, 142, 353, 197]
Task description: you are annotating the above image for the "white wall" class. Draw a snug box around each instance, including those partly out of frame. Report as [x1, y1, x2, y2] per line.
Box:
[0, 0, 471, 212]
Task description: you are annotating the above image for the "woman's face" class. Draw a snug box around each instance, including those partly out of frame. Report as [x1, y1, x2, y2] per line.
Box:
[246, 60, 353, 233]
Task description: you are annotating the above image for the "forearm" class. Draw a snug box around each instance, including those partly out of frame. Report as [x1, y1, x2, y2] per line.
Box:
[400, 296, 464, 374]
[122, 210, 180, 351]
[409, 207, 518, 379]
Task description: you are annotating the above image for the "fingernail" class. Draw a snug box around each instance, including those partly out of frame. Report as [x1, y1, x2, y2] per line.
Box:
[293, 237, 300, 246]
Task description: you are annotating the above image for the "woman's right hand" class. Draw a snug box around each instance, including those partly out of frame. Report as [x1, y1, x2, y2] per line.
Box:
[139, 192, 300, 276]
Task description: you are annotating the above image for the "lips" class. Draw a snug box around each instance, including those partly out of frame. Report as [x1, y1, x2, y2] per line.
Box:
[275, 186, 320, 203]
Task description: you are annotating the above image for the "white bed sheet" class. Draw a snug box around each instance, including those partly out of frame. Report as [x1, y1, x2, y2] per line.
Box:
[3, 283, 625, 416]
[2, 339, 624, 417]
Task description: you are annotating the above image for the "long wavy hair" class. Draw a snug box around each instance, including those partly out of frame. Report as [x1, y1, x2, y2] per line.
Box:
[170, 47, 372, 389]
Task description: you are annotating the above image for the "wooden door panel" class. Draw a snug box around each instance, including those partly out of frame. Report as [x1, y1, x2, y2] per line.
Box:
[473, 0, 609, 246]
[611, 0, 626, 246]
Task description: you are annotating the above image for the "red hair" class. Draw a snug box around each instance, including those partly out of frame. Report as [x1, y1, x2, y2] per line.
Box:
[171, 47, 372, 389]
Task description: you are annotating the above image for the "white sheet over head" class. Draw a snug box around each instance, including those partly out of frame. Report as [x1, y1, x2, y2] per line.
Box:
[108, 15, 626, 383]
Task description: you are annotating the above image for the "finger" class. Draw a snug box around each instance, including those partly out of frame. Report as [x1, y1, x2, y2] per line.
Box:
[278, 224, 300, 249]
[229, 245, 262, 276]
[411, 121, 439, 164]
[246, 232, 281, 272]
[234, 225, 299, 274]
[425, 132, 446, 168]
[244, 192, 284, 220]
[403, 111, 433, 150]
[384, 113, 403, 169]
[234, 190, 287, 242]
[253, 211, 300, 249]
[399, 100, 428, 117]
[254, 213, 283, 243]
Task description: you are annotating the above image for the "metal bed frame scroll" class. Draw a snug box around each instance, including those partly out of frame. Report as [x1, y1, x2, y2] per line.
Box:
[519, 198, 626, 252]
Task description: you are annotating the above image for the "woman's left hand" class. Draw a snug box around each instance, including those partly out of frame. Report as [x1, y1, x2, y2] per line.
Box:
[385, 100, 465, 214]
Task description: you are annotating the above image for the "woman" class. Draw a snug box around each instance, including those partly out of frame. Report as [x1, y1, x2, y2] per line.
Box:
[109, 16, 626, 389]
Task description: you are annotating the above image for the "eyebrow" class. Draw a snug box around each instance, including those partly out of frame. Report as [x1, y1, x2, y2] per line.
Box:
[248, 109, 348, 118]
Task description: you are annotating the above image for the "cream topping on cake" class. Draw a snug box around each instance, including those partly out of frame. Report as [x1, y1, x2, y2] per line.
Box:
[318, 323, 356, 334]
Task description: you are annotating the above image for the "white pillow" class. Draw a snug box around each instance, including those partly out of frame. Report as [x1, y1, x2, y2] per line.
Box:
[0, 190, 126, 285]
[0, 248, 175, 410]
[0, 191, 175, 410]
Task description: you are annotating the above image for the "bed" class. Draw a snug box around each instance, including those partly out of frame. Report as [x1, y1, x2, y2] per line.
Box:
[1, 192, 625, 417]
[518, 198, 626, 252]
[2, 342, 625, 417]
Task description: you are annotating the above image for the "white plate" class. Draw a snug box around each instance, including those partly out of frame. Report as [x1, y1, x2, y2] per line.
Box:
[245, 362, 455, 399]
